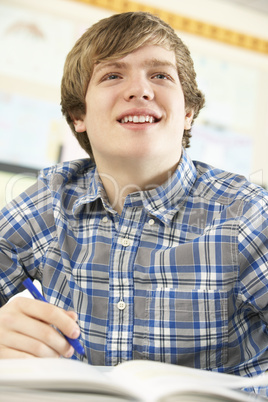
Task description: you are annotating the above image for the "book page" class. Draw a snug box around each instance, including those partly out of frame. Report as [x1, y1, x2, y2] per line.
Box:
[111, 360, 268, 402]
[0, 358, 267, 402]
[0, 358, 133, 400]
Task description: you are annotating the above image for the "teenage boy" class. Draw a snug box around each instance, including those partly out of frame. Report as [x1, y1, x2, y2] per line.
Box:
[0, 11, 267, 396]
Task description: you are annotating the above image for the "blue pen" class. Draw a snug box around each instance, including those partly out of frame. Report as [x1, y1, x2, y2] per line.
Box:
[23, 278, 85, 356]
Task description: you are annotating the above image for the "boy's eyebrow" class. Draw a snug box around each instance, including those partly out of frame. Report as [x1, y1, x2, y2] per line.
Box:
[144, 58, 177, 71]
[93, 58, 177, 75]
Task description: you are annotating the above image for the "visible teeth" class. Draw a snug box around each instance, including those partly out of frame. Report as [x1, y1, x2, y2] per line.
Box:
[120, 115, 156, 124]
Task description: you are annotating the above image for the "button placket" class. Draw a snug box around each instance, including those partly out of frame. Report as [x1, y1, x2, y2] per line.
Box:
[107, 205, 144, 365]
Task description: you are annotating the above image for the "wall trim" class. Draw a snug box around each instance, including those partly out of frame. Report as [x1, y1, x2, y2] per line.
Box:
[72, 0, 268, 55]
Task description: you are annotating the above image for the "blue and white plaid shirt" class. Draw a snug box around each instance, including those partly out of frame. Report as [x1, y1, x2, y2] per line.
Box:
[0, 150, 268, 393]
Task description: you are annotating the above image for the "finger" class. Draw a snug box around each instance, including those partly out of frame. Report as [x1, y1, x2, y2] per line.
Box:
[1, 313, 74, 358]
[14, 298, 81, 340]
[0, 346, 36, 359]
[0, 331, 62, 358]
[65, 310, 78, 322]
[32, 301, 80, 339]
[0, 299, 75, 358]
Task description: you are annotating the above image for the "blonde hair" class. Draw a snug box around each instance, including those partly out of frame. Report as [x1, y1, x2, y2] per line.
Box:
[61, 12, 205, 159]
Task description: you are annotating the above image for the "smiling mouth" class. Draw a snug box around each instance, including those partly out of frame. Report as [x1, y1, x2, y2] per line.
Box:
[120, 115, 159, 124]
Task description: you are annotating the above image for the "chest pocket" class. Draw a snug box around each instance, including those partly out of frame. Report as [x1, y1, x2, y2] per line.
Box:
[141, 288, 228, 369]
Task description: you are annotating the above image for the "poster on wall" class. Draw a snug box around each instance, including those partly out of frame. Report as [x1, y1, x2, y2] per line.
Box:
[0, 3, 74, 86]
[0, 2, 94, 174]
[188, 124, 253, 179]
[188, 52, 259, 181]
[0, 91, 65, 171]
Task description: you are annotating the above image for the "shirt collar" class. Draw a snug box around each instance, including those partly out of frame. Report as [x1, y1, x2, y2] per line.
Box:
[140, 149, 197, 224]
[73, 166, 113, 215]
[73, 150, 197, 222]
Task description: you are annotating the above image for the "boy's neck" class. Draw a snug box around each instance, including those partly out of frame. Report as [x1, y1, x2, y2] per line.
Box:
[96, 157, 180, 214]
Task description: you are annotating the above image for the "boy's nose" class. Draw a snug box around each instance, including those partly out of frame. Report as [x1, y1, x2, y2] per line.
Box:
[124, 78, 154, 101]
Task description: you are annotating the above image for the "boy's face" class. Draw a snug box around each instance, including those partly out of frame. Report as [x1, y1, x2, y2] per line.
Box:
[74, 45, 193, 170]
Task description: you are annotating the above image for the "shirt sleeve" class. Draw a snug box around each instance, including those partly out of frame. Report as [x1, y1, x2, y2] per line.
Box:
[0, 177, 56, 306]
[238, 188, 268, 321]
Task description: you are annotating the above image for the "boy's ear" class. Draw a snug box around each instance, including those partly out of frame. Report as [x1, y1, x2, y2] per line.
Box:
[73, 118, 86, 133]
[69, 111, 86, 133]
[184, 109, 194, 130]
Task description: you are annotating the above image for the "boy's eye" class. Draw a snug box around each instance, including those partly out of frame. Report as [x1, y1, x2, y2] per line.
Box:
[154, 73, 168, 79]
[152, 73, 174, 82]
[105, 73, 120, 80]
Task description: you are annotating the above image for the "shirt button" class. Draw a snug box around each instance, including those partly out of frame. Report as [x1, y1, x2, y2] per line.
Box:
[117, 300, 126, 310]
[102, 216, 108, 223]
[148, 218, 155, 226]
[121, 238, 131, 247]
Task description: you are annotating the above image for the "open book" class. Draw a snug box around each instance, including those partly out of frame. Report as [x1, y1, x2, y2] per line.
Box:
[0, 358, 267, 402]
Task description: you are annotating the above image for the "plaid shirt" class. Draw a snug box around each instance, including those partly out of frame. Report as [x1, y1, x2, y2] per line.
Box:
[0, 150, 268, 392]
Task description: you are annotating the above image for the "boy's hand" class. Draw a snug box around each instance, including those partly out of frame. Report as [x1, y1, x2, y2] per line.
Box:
[0, 297, 80, 359]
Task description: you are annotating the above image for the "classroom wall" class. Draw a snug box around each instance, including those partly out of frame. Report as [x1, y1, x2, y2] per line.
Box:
[0, 0, 267, 209]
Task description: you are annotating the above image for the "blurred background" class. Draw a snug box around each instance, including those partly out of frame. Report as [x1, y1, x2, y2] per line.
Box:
[0, 0, 268, 210]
